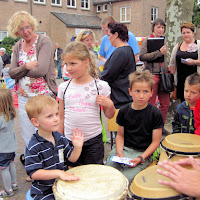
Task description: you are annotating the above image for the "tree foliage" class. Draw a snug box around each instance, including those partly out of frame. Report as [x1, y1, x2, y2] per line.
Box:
[193, 0, 200, 27]
[0, 36, 20, 56]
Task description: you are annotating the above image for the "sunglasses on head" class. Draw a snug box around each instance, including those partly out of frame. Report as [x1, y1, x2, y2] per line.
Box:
[83, 30, 93, 35]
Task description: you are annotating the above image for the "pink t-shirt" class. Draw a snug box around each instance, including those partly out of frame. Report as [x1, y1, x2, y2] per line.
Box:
[58, 79, 111, 142]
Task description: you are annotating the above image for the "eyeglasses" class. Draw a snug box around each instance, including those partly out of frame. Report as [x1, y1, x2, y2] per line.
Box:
[18, 25, 31, 32]
[83, 30, 92, 35]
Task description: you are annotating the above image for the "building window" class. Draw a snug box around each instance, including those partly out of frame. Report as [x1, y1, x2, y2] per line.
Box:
[51, 0, 62, 6]
[97, 5, 101, 12]
[103, 4, 107, 12]
[151, 7, 158, 22]
[67, 0, 76, 8]
[81, 0, 90, 10]
[120, 7, 131, 23]
[0, 31, 8, 42]
[14, 0, 28, 2]
[34, 0, 45, 4]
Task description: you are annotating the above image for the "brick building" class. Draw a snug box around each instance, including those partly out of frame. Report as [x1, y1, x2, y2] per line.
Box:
[0, 0, 166, 49]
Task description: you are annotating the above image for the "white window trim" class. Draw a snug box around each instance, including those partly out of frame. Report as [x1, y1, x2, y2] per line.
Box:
[0, 31, 8, 42]
[103, 4, 107, 12]
[51, 0, 62, 6]
[120, 7, 131, 23]
[33, 0, 46, 5]
[14, 0, 28, 2]
[151, 7, 158, 22]
[81, 0, 90, 10]
[67, 0, 76, 8]
[97, 5, 101, 13]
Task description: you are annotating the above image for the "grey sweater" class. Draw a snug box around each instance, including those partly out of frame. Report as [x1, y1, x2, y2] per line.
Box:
[0, 114, 17, 153]
[9, 34, 57, 98]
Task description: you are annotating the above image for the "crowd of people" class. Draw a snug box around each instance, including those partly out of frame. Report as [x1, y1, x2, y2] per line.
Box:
[0, 10, 200, 200]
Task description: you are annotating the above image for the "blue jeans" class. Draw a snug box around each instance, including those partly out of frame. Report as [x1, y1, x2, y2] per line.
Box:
[55, 60, 62, 78]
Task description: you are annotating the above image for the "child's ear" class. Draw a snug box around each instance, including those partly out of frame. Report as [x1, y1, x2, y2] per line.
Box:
[150, 89, 153, 98]
[128, 88, 132, 97]
[31, 118, 39, 127]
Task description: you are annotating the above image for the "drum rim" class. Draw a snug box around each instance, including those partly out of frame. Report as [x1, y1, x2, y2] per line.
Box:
[160, 139, 200, 156]
[132, 192, 193, 200]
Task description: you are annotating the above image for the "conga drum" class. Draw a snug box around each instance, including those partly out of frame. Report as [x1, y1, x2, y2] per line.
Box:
[130, 165, 196, 199]
[159, 133, 200, 162]
[53, 164, 129, 200]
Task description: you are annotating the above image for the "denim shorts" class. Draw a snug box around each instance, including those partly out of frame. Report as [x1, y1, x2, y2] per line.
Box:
[0, 152, 15, 169]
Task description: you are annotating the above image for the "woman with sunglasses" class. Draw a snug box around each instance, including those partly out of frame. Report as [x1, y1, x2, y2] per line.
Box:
[76, 29, 98, 58]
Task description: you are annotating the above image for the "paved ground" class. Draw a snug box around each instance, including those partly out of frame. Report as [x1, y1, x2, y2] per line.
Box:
[0, 78, 173, 200]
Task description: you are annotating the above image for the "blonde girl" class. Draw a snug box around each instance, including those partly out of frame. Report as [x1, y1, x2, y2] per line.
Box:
[0, 89, 18, 197]
[58, 41, 115, 166]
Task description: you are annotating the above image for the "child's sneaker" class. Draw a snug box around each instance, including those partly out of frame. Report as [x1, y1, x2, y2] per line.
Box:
[0, 189, 14, 197]
[12, 183, 18, 191]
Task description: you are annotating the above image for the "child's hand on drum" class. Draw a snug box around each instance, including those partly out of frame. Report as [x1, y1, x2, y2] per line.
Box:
[59, 171, 80, 181]
[71, 128, 84, 148]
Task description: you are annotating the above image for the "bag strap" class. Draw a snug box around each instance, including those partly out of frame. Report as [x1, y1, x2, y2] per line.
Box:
[63, 79, 72, 110]
[177, 42, 182, 50]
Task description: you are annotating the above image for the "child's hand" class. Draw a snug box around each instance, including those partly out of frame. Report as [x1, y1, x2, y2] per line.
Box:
[129, 157, 141, 167]
[71, 128, 84, 148]
[96, 95, 110, 107]
[116, 152, 123, 158]
[59, 171, 80, 181]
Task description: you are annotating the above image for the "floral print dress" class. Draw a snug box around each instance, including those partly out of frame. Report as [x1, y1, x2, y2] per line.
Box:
[14, 35, 51, 97]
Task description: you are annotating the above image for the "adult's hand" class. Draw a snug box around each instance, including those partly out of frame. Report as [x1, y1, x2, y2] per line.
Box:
[160, 45, 167, 55]
[157, 157, 200, 197]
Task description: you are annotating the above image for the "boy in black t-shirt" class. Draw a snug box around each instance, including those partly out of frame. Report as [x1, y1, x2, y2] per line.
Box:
[106, 70, 163, 183]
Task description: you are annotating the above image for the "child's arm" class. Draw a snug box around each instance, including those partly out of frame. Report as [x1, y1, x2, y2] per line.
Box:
[96, 95, 115, 119]
[68, 128, 84, 163]
[172, 110, 182, 133]
[31, 169, 80, 181]
[115, 125, 124, 157]
[130, 128, 162, 167]
[58, 99, 64, 134]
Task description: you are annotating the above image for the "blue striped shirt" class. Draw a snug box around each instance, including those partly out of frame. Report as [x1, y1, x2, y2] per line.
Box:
[25, 131, 73, 200]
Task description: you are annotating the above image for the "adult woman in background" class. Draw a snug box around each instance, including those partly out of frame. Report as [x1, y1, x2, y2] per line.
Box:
[7, 11, 57, 164]
[101, 22, 136, 109]
[169, 22, 200, 102]
[76, 29, 98, 58]
[140, 18, 169, 133]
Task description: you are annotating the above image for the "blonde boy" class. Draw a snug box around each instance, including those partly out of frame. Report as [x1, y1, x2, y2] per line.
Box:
[25, 95, 84, 200]
[106, 70, 163, 183]
[172, 72, 200, 134]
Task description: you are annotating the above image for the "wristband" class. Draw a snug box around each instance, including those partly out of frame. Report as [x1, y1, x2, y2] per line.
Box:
[194, 60, 197, 65]
[137, 155, 145, 163]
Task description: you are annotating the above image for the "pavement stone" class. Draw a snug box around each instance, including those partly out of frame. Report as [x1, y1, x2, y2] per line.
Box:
[0, 78, 173, 200]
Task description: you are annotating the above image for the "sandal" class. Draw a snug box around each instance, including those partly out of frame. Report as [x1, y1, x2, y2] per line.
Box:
[12, 183, 18, 191]
[0, 189, 14, 197]
[20, 154, 25, 165]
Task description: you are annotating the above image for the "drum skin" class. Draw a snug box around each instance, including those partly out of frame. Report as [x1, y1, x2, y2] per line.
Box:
[53, 164, 129, 200]
[159, 133, 200, 162]
[130, 165, 196, 199]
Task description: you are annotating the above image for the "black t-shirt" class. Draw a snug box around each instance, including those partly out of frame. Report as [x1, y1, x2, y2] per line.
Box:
[117, 103, 163, 151]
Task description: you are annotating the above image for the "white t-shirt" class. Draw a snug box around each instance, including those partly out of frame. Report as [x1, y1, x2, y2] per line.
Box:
[58, 79, 111, 142]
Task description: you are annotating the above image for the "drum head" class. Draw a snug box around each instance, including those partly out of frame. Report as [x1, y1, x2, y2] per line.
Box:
[130, 165, 180, 199]
[53, 164, 129, 200]
[162, 133, 200, 154]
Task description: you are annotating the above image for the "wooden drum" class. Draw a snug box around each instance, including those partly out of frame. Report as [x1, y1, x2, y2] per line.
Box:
[53, 164, 129, 200]
[130, 165, 196, 199]
[159, 133, 200, 162]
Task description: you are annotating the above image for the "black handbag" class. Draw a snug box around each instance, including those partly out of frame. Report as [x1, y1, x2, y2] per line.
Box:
[159, 67, 174, 93]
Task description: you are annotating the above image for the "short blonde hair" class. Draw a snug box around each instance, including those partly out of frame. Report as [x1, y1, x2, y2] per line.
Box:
[101, 16, 116, 25]
[180, 22, 195, 32]
[129, 70, 154, 90]
[7, 11, 38, 39]
[76, 29, 96, 49]
[185, 72, 200, 90]
[25, 95, 58, 120]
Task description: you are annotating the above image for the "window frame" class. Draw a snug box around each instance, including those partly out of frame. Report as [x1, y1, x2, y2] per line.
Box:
[103, 4, 107, 12]
[97, 5, 101, 13]
[33, 0, 46, 5]
[14, 0, 28, 2]
[0, 31, 8, 42]
[67, 0, 76, 8]
[81, 0, 90, 10]
[151, 7, 158, 22]
[51, 0, 62, 7]
[120, 6, 131, 23]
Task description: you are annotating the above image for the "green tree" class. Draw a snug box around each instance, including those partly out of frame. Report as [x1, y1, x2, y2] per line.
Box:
[193, 0, 200, 27]
[0, 36, 20, 56]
